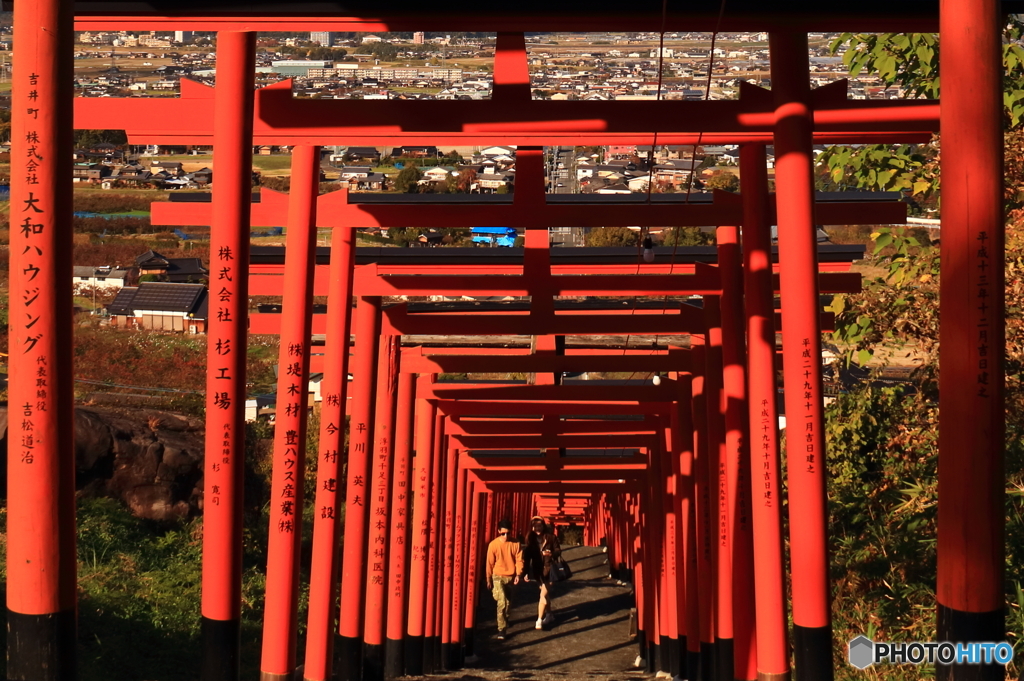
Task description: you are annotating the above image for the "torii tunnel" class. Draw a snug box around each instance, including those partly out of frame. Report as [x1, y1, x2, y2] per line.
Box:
[4, 0, 1013, 680]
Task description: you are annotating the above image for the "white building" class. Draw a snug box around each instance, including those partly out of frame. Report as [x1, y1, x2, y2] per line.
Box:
[73, 265, 137, 293]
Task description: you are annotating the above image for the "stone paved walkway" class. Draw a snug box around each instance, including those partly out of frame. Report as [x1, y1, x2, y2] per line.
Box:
[406, 545, 647, 681]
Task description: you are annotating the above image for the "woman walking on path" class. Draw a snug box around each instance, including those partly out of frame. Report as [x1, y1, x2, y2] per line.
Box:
[523, 515, 561, 630]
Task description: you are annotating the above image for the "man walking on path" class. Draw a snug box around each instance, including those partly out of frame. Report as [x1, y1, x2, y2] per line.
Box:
[485, 518, 523, 640]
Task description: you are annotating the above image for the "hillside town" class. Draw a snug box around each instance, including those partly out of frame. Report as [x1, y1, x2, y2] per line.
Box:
[63, 30, 900, 101]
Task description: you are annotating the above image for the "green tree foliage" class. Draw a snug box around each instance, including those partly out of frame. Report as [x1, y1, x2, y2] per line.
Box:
[828, 227, 939, 368]
[585, 226, 638, 247]
[73, 129, 129, 149]
[826, 386, 941, 668]
[703, 170, 739, 193]
[660, 226, 713, 247]
[393, 165, 422, 193]
[456, 168, 477, 193]
[369, 42, 400, 61]
[820, 20, 1024, 202]
[0, 108, 11, 143]
[388, 226, 425, 247]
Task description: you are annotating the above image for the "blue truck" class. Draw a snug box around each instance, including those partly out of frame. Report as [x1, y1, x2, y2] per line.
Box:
[471, 226, 518, 247]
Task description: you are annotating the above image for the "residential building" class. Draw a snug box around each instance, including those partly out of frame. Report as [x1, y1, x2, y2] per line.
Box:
[310, 31, 338, 46]
[73, 265, 138, 292]
[135, 249, 210, 282]
[106, 282, 208, 332]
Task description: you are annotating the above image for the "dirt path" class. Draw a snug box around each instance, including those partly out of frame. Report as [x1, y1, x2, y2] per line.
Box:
[406, 546, 648, 681]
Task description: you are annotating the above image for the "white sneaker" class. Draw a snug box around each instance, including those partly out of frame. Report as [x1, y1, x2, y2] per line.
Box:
[542, 613, 554, 626]
[535, 617, 544, 629]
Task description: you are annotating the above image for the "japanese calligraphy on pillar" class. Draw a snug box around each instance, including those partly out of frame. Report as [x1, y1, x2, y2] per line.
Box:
[415, 451, 431, 562]
[976, 231, 992, 397]
[270, 339, 309, 535]
[391, 443, 408, 601]
[205, 242, 242, 513]
[800, 338, 817, 474]
[12, 68, 51, 469]
[369, 427, 391, 588]
[318, 392, 342, 522]
[719, 460, 728, 547]
[350, 421, 368, 509]
[444, 504, 455, 584]
[760, 399, 774, 508]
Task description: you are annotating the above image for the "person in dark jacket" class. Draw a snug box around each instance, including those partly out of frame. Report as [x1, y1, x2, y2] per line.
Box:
[523, 515, 561, 629]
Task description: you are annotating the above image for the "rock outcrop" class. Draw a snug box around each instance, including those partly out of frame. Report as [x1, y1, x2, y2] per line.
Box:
[0, 405, 206, 521]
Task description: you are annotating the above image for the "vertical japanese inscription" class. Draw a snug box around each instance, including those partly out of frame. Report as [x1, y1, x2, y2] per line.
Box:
[976, 231, 991, 398]
[208, 245, 237, 509]
[370, 428, 390, 587]
[760, 399, 774, 507]
[14, 70, 47, 468]
[800, 337, 817, 474]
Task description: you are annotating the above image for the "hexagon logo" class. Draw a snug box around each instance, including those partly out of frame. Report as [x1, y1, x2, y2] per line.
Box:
[848, 635, 875, 670]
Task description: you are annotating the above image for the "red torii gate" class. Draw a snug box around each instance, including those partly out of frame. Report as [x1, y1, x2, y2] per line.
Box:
[6, 2, 1009, 681]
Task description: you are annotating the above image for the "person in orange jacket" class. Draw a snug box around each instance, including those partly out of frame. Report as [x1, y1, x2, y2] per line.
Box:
[485, 518, 523, 640]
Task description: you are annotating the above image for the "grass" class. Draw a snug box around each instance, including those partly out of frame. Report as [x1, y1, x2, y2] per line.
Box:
[252, 155, 298, 172]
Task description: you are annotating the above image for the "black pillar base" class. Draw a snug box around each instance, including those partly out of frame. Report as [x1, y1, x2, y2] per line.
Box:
[440, 642, 452, 670]
[792, 624, 833, 681]
[8, 608, 76, 681]
[383, 638, 404, 679]
[716, 637, 733, 681]
[647, 640, 657, 673]
[668, 635, 681, 678]
[422, 636, 436, 673]
[335, 635, 362, 681]
[362, 642, 384, 681]
[687, 647, 702, 681]
[200, 616, 239, 681]
[936, 604, 1005, 681]
[448, 641, 463, 670]
[657, 637, 671, 673]
[404, 635, 424, 676]
[636, 629, 647, 666]
[464, 627, 475, 658]
[700, 641, 715, 681]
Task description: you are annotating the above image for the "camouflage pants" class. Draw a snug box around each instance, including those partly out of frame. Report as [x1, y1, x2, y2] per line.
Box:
[492, 575, 514, 631]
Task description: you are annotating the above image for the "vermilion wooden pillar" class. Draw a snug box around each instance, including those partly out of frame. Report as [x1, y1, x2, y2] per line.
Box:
[385, 371, 416, 679]
[200, 31, 256, 681]
[305, 228, 357, 681]
[7, 1, 76, 678]
[691, 342, 717, 681]
[425, 409, 447, 672]
[673, 374, 703, 681]
[440, 448, 461, 668]
[261, 145, 321, 681]
[337, 297, 382, 681]
[704, 298, 734, 681]
[937, 1, 1005, 678]
[718, 224, 758, 681]
[448, 472, 471, 669]
[658, 424, 680, 677]
[740, 144, 790, 681]
[463, 490, 486, 659]
[363, 335, 401, 681]
[769, 32, 833, 681]
[405, 398, 435, 675]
